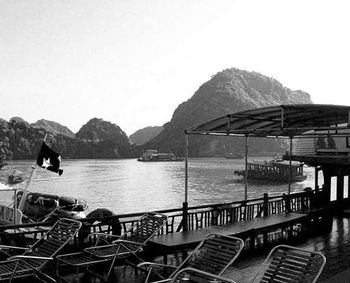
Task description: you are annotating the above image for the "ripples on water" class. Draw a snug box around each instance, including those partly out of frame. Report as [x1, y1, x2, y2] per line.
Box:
[0, 158, 317, 215]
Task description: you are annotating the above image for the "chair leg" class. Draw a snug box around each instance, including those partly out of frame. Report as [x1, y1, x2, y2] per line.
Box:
[9, 260, 21, 283]
[35, 269, 57, 283]
[56, 261, 80, 283]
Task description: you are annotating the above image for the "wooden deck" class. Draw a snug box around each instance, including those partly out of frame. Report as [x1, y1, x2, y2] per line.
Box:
[149, 212, 308, 263]
[10, 214, 350, 282]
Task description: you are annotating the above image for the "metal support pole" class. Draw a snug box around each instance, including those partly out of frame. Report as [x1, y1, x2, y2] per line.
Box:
[244, 135, 248, 201]
[184, 133, 188, 204]
[288, 137, 293, 195]
[17, 164, 36, 211]
[13, 188, 17, 224]
[183, 133, 189, 231]
[18, 133, 47, 211]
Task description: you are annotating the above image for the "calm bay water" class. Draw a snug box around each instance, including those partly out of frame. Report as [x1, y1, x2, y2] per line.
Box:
[0, 158, 316, 215]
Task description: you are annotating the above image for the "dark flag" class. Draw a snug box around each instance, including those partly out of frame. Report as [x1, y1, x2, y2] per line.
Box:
[36, 142, 63, 175]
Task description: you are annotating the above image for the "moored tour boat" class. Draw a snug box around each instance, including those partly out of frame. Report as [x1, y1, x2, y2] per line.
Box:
[137, 149, 184, 162]
[234, 159, 307, 183]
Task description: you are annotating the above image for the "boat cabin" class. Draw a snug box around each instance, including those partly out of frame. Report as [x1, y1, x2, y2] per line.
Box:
[234, 160, 306, 182]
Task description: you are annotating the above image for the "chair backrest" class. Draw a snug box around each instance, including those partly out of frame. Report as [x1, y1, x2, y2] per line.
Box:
[122, 212, 167, 245]
[252, 245, 326, 283]
[173, 234, 244, 278]
[24, 218, 82, 258]
[170, 267, 237, 283]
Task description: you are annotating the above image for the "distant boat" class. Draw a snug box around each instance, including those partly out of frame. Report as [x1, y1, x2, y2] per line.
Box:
[0, 160, 7, 170]
[234, 159, 307, 183]
[137, 150, 184, 162]
[225, 153, 244, 159]
[8, 172, 23, 184]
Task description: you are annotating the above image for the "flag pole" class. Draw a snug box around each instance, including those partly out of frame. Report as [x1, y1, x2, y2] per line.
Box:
[17, 133, 48, 212]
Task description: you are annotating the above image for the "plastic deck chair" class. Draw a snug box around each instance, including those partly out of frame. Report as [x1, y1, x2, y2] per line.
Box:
[252, 245, 326, 283]
[139, 233, 244, 283]
[56, 212, 168, 282]
[0, 218, 82, 283]
[170, 267, 237, 283]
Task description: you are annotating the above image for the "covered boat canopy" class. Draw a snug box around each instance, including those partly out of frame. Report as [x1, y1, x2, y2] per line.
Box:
[181, 104, 350, 213]
[186, 104, 350, 138]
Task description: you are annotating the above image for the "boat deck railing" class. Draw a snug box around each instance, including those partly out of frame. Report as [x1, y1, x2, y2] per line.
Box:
[0, 189, 322, 248]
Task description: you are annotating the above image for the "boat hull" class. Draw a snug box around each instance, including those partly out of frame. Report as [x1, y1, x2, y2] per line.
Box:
[234, 169, 307, 183]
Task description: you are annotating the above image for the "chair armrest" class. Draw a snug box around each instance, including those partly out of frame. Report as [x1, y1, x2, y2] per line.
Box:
[137, 262, 178, 283]
[149, 279, 172, 283]
[0, 245, 28, 252]
[112, 239, 146, 246]
[9, 255, 54, 261]
[88, 232, 121, 245]
[137, 262, 178, 270]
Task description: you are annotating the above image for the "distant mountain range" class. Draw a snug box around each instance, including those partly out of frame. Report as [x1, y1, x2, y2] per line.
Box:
[0, 117, 140, 160]
[0, 67, 311, 160]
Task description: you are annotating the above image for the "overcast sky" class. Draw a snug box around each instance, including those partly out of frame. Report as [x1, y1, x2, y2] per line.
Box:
[1, 0, 349, 135]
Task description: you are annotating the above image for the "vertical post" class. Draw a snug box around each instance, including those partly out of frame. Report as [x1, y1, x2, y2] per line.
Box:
[183, 133, 189, 231]
[13, 188, 17, 224]
[288, 137, 293, 195]
[244, 135, 248, 201]
[18, 133, 47, 212]
[263, 193, 269, 217]
[337, 175, 344, 201]
[315, 167, 319, 192]
[17, 165, 36, 211]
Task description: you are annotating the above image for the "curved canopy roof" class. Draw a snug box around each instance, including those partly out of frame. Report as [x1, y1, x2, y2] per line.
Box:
[186, 104, 350, 138]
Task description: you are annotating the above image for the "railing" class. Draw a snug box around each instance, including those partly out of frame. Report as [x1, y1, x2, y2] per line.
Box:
[0, 190, 318, 247]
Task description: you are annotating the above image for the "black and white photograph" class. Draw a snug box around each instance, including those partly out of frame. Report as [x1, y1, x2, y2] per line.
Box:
[0, 0, 350, 282]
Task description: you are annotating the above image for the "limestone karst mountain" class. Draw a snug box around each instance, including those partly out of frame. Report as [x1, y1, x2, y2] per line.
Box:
[144, 68, 311, 156]
[129, 126, 164, 145]
[32, 119, 75, 138]
[0, 117, 140, 160]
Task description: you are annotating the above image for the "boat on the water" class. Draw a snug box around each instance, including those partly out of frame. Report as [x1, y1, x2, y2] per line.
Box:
[137, 150, 184, 162]
[0, 161, 7, 170]
[225, 152, 244, 159]
[7, 170, 24, 184]
[234, 159, 307, 183]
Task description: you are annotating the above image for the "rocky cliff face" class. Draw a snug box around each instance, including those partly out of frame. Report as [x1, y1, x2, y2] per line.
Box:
[32, 119, 75, 138]
[0, 118, 140, 160]
[145, 68, 312, 156]
[75, 118, 139, 158]
[129, 126, 164, 145]
[0, 119, 46, 160]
